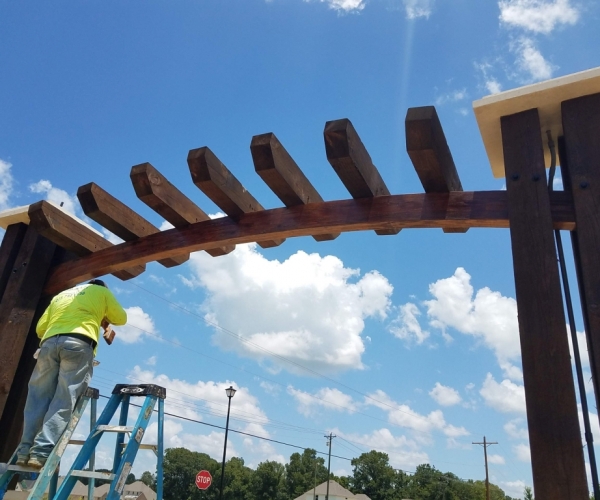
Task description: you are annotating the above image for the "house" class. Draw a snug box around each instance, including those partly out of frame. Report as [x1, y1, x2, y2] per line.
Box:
[95, 480, 156, 500]
[294, 480, 371, 500]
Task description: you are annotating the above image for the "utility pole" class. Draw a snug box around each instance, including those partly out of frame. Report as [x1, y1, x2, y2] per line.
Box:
[473, 436, 498, 500]
[325, 433, 336, 500]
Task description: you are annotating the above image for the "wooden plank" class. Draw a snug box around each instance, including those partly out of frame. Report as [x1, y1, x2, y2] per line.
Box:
[0, 223, 28, 297]
[502, 108, 588, 499]
[77, 182, 189, 268]
[28, 201, 145, 281]
[130, 162, 234, 257]
[187, 146, 285, 248]
[561, 92, 600, 427]
[42, 190, 576, 295]
[405, 106, 466, 234]
[0, 226, 56, 420]
[250, 133, 339, 242]
[324, 118, 399, 236]
[0, 296, 50, 461]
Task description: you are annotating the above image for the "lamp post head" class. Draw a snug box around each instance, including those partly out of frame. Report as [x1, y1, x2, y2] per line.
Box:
[225, 386, 236, 398]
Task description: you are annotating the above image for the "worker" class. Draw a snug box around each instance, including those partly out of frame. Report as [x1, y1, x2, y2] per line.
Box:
[15, 279, 127, 469]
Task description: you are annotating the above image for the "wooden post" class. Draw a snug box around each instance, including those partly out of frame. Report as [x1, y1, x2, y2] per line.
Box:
[0, 225, 57, 421]
[561, 93, 600, 428]
[502, 108, 588, 499]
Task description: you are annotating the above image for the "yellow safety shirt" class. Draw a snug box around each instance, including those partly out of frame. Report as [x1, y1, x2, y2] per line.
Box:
[37, 284, 127, 345]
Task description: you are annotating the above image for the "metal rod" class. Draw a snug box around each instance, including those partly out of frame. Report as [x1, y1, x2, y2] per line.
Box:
[219, 394, 233, 500]
[547, 131, 600, 499]
[157, 398, 164, 500]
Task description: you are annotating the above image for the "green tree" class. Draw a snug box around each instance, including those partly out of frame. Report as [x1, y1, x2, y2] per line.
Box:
[349, 450, 403, 500]
[285, 448, 328, 499]
[140, 471, 156, 490]
[250, 460, 287, 500]
[222, 456, 253, 500]
[524, 486, 534, 500]
[125, 472, 136, 485]
[163, 447, 220, 500]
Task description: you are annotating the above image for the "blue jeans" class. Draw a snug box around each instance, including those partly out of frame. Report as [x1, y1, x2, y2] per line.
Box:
[17, 336, 94, 461]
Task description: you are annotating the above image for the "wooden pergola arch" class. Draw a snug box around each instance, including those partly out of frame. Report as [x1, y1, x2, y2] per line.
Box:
[0, 71, 599, 499]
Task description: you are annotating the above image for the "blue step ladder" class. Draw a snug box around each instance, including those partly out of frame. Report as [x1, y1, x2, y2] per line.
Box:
[0, 384, 165, 500]
[0, 387, 99, 500]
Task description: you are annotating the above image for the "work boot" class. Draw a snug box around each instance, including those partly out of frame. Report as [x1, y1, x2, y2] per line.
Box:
[27, 457, 46, 470]
[15, 456, 28, 467]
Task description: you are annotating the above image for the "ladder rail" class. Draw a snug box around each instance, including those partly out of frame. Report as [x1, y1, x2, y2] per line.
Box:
[157, 397, 164, 500]
[53, 392, 122, 500]
[107, 396, 158, 500]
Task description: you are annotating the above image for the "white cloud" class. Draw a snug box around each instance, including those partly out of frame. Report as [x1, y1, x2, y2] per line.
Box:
[0, 159, 14, 210]
[128, 367, 272, 447]
[403, 0, 434, 19]
[287, 386, 358, 416]
[502, 480, 528, 498]
[480, 373, 526, 414]
[499, 0, 579, 35]
[389, 303, 429, 344]
[145, 355, 157, 366]
[504, 418, 529, 439]
[429, 383, 462, 407]
[424, 268, 522, 380]
[259, 381, 281, 395]
[514, 442, 531, 462]
[311, 0, 365, 13]
[334, 427, 429, 471]
[365, 389, 469, 439]
[488, 454, 506, 465]
[475, 62, 503, 95]
[512, 37, 555, 81]
[435, 89, 467, 106]
[29, 179, 79, 216]
[117, 306, 158, 344]
[184, 244, 393, 374]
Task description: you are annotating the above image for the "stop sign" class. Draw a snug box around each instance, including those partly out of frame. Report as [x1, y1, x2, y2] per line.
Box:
[195, 470, 212, 490]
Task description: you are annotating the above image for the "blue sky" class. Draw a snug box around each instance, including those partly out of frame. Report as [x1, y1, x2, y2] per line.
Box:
[1, 0, 599, 497]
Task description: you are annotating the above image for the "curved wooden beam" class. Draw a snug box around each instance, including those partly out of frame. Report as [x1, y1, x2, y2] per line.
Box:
[43, 191, 576, 295]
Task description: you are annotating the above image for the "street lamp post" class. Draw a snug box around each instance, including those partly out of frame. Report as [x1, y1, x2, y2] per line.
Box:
[219, 385, 236, 500]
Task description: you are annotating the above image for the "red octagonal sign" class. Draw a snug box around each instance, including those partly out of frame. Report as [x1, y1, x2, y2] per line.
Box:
[196, 470, 212, 490]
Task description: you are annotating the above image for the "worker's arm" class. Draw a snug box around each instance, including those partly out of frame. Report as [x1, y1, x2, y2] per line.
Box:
[103, 290, 127, 326]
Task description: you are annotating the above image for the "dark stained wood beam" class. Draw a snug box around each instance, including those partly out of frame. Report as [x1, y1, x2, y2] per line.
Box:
[0, 226, 56, 419]
[405, 106, 466, 234]
[77, 182, 189, 268]
[561, 92, 600, 429]
[250, 133, 339, 242]
[28, 201, 145, 281]
[0, 223, 28, 297]
[130, 162, 234, 257]
[187, 146, 285, 249]
[324, 118, 399, 236]
[502, 108, 588, 499]
[42, 190, 576, 295]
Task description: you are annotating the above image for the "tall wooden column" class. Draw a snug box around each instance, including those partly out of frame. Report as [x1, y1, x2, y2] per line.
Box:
[502, 108, 588, 499]
[561, 93, 600, 428]
[0, 224, 57, 460]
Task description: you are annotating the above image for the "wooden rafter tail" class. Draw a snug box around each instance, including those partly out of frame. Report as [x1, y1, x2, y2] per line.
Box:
[77, 183, 189, 268]
[250, 132, 339, 242]
[324, 118, 400, 236]
[405, 106, 467, 234]
[27, 201, 145, 281]
[130, 162, 235, 257]
[187, 146, 285, 249]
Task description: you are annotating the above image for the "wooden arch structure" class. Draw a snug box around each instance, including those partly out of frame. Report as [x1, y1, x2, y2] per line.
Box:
[1, 68, 599, 499]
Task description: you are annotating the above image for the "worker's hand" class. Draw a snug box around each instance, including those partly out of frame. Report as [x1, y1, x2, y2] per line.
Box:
[101, 318, 109, 330]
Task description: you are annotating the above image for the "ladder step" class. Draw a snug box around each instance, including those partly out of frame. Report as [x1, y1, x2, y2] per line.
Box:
[71, 470, 116, 480]
[7, 465, 40, 473]
[120, 443, 157, 451]
[95, 425, 133, 435]
[69, 439, 86, 445]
